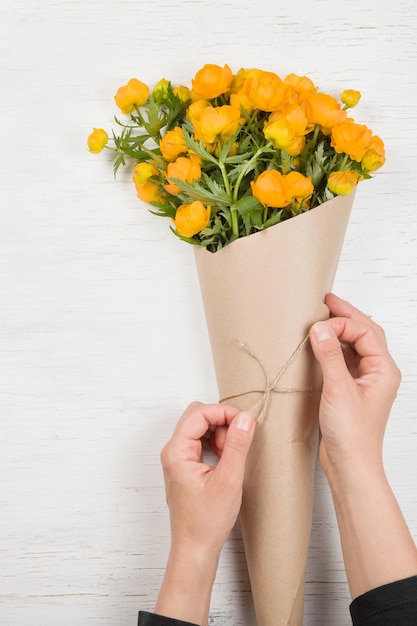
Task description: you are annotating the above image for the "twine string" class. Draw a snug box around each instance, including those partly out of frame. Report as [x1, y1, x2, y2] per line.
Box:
[220, 336, 316, 423]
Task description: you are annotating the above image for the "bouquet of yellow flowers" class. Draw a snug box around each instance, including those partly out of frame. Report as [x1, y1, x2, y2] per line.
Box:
[88, 64, 384, 626]
[88, 63, 384, 252]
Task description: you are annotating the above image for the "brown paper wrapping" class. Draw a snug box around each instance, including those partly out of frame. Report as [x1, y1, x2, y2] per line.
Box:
[193, 193, 355, 625]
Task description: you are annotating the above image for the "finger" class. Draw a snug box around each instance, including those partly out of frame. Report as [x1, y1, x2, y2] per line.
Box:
[215, 412, 256, 486]
[309, 321, 355, 390]
[325, 294, 386, 342]
[172, 402, 241, 443]
[208, 425, 228, 457]
[326, 316, 389, 359]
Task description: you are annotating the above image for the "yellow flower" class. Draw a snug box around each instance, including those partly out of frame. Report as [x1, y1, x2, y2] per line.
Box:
[133, 162, 162, 203]
[173, 201, 210, 237]
[265, 105, 310, 154]
[303, 93, 347, 130]
[361, 135, 385, 172]
[264, 119, 296, 150]
[173, 85, 191, 104]
[246, 70, 291, 112]
[327, 170, 359, 195]
[340, 89, 361, 108]
[133, 162, 159, 186]
[250, 170, 289, 208]
[164, 155, 202, 195]
[114, 78, 150, 114]
[159, 126, 188, 161]
[191, 63, 233, 100]
[87, 128, 108, 153]
[331, 120, 373, 162]
[197, 105, 243, 144]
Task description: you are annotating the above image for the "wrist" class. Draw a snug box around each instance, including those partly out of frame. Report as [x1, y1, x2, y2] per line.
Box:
[154, 541, 220, 625]
[325, 461, 417, 599]
[324, 456, 386, 496]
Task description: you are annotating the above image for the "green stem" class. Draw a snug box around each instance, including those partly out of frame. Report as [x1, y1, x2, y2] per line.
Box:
[232, 143, 271, 203]
[218, 161, 239, 238]
[231, 207, 239, 237]
[219, 162, 232, 197]
[311, 124, 320, 150]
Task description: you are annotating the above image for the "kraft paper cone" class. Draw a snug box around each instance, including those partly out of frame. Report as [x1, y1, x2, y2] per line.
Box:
[193, 192, 354, 626]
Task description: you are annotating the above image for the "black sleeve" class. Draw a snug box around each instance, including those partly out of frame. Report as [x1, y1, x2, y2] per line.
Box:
[138, 611, 199, 626]
[350, 575, 417, 624]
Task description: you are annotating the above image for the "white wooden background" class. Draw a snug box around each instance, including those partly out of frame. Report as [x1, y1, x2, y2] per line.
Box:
[1, 1, 417, 624]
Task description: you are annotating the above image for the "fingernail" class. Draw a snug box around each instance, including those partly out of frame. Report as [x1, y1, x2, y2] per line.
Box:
[234, 412, 253, 432]
[312, 322, 334, 342]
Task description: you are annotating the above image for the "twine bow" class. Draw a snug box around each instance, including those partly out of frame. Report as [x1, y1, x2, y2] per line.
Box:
[220, 336, 317, 423]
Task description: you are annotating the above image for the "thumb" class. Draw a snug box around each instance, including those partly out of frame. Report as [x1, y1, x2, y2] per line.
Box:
[309, 321, 350, 389]
[215, 412, 255, 485]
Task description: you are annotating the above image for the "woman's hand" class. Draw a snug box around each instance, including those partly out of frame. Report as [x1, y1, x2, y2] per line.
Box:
[155, 402, 255, 625]
[309, 293, 401, 482]
[309, 294, 417, 599]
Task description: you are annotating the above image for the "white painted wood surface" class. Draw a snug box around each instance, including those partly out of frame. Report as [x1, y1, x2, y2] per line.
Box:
[1, 1, 417, 624]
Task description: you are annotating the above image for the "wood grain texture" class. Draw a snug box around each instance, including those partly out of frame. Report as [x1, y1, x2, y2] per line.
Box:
[1, 0, 416, 624]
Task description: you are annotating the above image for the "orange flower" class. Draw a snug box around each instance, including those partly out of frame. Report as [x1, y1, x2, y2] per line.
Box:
[361, 135, 385, 172]
[230, 90, 255, 115]
[246, 70, 291, 112]
[135, 180, 163, 203]
[87, 128, 108, 153]
[303, 93, 347, 130]
[191, 63, 233, 100]
[198, 105, 243, 144]
[250, 170, 289, 208]
[327, 170, 359, 195]
[164, 155, 202, 195]
[173, 201, 210, 237]
[159, 127, 188, 161]
[285, 171, 314, 202]
[284, 73, 317, 100]
[114, 78, 149, 114]
[284, 136, 305, 157]
[331, 120, 373, 162]
[270, 104, 310, 134]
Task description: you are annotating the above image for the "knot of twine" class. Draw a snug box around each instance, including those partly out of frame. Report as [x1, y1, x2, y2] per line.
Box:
[219, 336, 317, 423]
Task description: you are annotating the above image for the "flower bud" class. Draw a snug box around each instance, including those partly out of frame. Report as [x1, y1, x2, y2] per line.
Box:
[327, 170, 359, 195]
[340, 89, 361, 108]
[173, 85, 191, 104]
[153, 78, 171, 104]
[87, 128, 108, 154]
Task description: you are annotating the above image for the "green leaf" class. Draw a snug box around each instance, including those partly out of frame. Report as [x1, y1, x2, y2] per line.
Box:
[173, 177, 231, 207]
[180, 129, 219, 165]
[235, 195, 264, 216]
